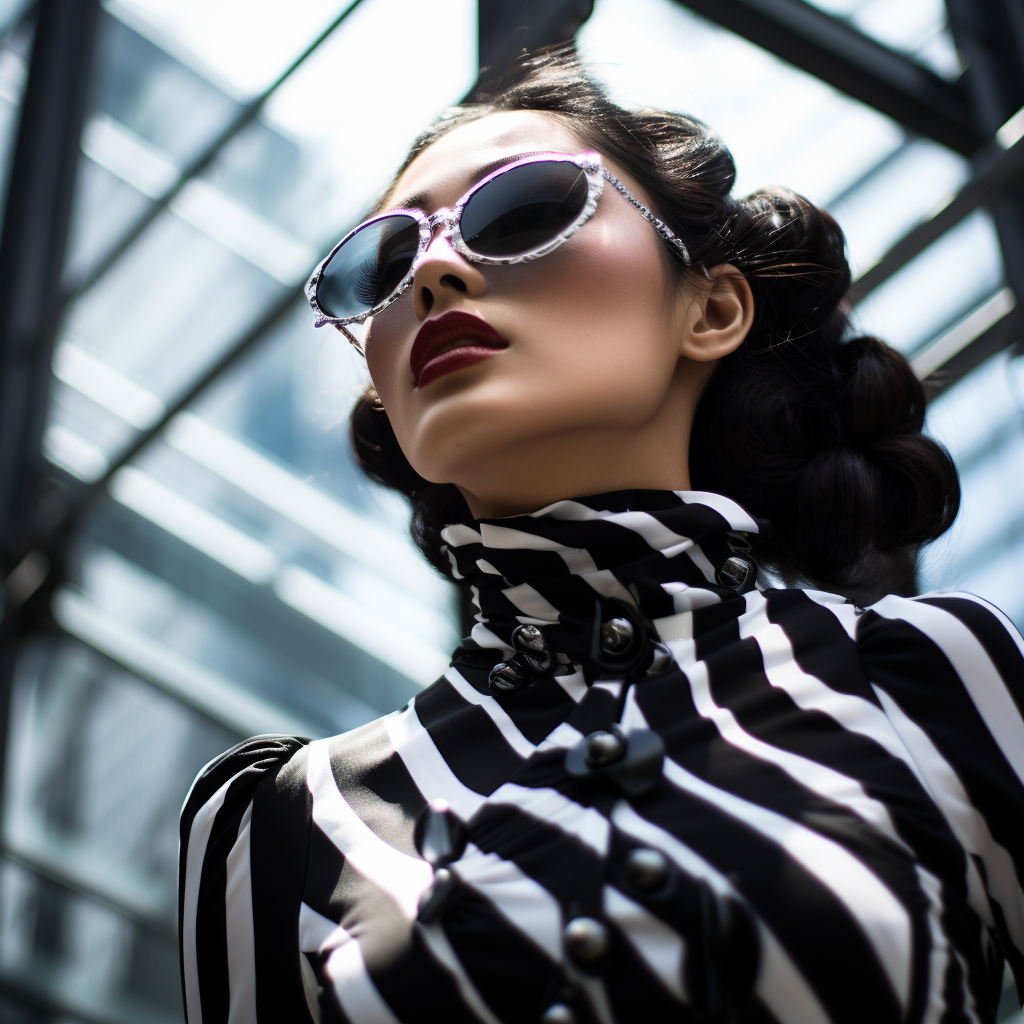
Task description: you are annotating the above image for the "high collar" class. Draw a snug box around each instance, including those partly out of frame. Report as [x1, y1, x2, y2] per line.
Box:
[442, 490, 763, 675]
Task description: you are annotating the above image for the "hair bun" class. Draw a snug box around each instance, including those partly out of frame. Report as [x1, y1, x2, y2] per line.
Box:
[731, 188, 850, 348]
[836, 336, 925, 449]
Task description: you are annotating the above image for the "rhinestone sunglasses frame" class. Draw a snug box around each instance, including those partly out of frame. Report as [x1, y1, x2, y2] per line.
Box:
[305, 151, 693, 353]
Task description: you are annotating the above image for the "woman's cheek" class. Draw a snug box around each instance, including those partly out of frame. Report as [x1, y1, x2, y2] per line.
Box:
[364, 300, 417, 399]
[524, 232, 668, 362]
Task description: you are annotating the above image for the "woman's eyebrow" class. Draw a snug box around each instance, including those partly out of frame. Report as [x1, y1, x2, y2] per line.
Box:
[390, 151, 561, 212]
[393, 190, 429, 212]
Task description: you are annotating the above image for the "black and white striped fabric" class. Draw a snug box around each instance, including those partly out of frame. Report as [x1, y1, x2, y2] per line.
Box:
[179, 490, 1024, 1024]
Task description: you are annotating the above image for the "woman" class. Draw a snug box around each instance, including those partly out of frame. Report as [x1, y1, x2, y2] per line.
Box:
[178, 50, 1024, 1024]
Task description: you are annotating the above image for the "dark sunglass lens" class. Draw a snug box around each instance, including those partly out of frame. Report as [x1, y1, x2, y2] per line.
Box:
[316, 214, 420, 319]
[460, 161, 589, 258]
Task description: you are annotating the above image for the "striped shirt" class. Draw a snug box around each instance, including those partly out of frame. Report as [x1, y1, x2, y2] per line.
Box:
[179, 490, 1024, 1024]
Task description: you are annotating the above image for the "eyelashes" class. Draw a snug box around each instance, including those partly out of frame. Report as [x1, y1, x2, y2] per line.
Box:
[354, 260, 386, 308]
[354, 254, 416, 308]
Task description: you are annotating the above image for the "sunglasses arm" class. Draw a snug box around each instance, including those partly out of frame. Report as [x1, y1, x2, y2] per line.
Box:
[337, 323, 366, 357]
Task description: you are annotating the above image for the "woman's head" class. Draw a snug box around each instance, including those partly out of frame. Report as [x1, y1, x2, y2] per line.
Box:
[360, 109, 753, 518]
[350, 47, 959, 598]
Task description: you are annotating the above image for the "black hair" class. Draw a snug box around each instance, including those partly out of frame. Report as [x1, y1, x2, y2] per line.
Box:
[350, 47, 959, 600]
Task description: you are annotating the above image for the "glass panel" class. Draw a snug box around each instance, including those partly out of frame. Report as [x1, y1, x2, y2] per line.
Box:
[2, 635, 233, 1019]
[0, 857, 180, 1022]
[922, 351, 1024, 629]
[829, 138, 968, 278]
[107, 0, 359, 98]
[851, 210, 1004, 355]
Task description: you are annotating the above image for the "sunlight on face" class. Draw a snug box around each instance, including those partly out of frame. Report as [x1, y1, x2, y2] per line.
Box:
[363, 110, 710, 518]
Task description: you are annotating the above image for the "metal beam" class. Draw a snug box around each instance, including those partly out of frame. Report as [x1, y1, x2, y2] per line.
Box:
[945, 0, 1024, 134]
[946, 0, 1024, 332]
[0, 0, 100, 571]
[0, 11, 100, 1006]
[920, 309, 1018, 400]
[477, 0, 594, 84]
[671, 0, 984, 155]
[841, 133, 1023, 398]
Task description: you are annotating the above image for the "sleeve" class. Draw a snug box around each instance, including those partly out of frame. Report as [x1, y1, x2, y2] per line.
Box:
[856, 591, 1024, 988]
[178, 734, 313, 1024]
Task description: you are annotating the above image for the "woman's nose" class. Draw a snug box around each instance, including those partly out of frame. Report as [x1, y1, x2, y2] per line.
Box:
[412, 223, 487, 319]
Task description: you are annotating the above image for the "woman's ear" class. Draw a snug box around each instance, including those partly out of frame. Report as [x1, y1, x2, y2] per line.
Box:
[678, 265, 754, 362]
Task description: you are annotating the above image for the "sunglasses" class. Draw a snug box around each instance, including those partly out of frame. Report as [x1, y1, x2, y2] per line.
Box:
[304, 152, 693, 352]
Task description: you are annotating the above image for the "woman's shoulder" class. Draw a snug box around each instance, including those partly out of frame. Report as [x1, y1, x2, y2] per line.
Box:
[180, 733, 312, 840]
[179, 735, 317, 1021]
[179, 711, 423, 866]
[850, 590, 1024, 783]
[854, 589, 1024, 690]
[760, 584, 1024, 713]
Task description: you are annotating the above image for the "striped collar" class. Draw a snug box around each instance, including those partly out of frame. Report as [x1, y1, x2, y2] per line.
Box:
[441, 490, 763, 673]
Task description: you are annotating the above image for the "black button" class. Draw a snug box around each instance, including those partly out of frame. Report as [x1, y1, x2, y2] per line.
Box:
[716, 555, 757, 592]
[599, 617, 635, 656]
[540, 1004, 576, 1024]
[623, 847, 672, 894]
[414, 799, 467, 868]
[565, 725, 665, 797]
[584, 729, 625, 768]
[511, 624, 553, 675]
[563, 916, 609, 966]
[488, 658, 529, 695]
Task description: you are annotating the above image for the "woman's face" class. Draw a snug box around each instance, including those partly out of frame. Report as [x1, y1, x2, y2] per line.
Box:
[363, 110, 751, 518]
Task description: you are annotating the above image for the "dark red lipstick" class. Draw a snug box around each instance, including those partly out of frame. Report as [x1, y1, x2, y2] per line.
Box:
[410, 310, 507, 389]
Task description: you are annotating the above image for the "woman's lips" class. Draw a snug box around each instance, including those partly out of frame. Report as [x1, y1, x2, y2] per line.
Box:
[410, 310, 507, 388]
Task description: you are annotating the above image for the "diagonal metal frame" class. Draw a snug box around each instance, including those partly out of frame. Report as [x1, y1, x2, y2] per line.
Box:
[57, 278, 313, 540]
[944, 0, 1024, 359]
[0, 0, 103, 1013]
[668, 0, 1023, 390]
[670, 0, 984, 156]
[850, 131, 1024, 302]
[63, 0, 368, 305]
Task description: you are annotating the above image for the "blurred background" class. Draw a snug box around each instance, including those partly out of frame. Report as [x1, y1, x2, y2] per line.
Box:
[0, 0, 1021, 1019]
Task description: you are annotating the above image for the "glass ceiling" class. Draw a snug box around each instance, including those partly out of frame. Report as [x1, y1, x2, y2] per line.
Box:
[0, 0, 1020, 1020]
